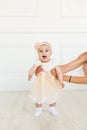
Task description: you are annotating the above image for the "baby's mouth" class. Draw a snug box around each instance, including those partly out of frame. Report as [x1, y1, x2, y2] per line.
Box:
[42, 55, 47, 59]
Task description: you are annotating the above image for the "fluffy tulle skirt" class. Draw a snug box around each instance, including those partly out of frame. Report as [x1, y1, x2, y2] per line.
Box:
[29, 72, 62, 104]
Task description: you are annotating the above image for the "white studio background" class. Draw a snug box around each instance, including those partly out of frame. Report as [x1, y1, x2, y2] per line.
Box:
[0, 0, 87, 91]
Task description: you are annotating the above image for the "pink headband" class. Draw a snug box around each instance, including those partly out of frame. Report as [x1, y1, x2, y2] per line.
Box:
[34, 42, 51, 51]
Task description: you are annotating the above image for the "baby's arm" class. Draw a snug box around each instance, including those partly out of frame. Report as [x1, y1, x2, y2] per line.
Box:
[28, 64, 38, 80]
[55, 66, 64, 88]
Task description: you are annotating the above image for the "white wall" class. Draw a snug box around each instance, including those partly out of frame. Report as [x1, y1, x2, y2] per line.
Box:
[0, 0, 87, 91]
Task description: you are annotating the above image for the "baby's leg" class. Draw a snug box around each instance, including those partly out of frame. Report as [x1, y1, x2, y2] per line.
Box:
[34, 103, 42, 117]
[35, 103, 42, 108]
[49, 102, 56, 107]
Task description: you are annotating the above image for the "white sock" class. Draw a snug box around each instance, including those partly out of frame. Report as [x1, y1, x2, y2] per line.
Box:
[48, 107, 58, 115]
[34, 107, 42, 117]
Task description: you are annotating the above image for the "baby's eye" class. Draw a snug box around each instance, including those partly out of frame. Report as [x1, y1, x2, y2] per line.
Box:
[46, 50, 48, 52]
[39, 50, 43, 52]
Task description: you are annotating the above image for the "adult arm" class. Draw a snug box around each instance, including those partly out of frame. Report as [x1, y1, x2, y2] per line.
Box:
[63, 75, 87, 84]
[59, 52, 87, 74]
[83, 63, 87, 76]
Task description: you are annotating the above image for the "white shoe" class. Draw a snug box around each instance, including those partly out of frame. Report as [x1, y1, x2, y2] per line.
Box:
[34, 108, 42, 117]
[48, 107, 58, 116]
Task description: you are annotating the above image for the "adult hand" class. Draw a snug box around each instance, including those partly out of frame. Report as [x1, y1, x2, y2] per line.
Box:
[51, 68, 58, 79]
[35, 66, 43, 76]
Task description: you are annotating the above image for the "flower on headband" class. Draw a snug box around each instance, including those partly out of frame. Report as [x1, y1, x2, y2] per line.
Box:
[34, 42, 40, 51]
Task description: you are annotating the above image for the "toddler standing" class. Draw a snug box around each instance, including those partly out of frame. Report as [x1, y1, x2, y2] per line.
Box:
[28, 42, 64, 117]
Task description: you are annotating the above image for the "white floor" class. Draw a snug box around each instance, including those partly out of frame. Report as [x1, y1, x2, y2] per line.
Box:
[0, 90, 87, 130]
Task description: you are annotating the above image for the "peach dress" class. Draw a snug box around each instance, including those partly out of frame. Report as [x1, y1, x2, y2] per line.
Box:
[30, 59, 62, 104]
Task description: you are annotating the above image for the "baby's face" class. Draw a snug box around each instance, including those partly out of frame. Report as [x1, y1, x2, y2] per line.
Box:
[38, 44, 52, 62]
